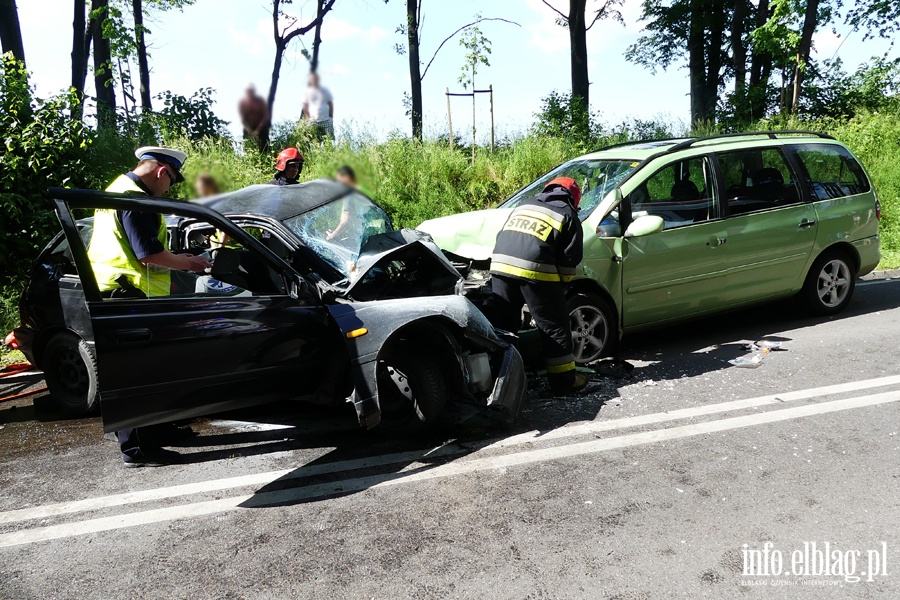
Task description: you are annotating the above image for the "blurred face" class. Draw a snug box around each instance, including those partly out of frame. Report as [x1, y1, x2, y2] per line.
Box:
[283, 161, 301, 180]
[336, 172, 356, 187]
[308, 73, 319, 88]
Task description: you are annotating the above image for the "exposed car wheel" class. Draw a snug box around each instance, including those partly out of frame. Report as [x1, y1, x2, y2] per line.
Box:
[801, 249, 856, 316]
[42, 332, 99, 414]
[567, 293, 617, 365]
[376, 348, 446, 435]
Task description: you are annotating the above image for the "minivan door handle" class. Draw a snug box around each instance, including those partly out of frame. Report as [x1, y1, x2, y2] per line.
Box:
[798, 219, 817, 229]
[110, 328, 153, 346]
[707, 236, 727, 247]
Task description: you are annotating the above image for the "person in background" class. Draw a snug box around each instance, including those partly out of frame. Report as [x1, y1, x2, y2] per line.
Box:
[301, 72, 334, 141]
[88, 146, 210, 467]
[194, 172, 220, 198]
[483, 177, 590, 396]
[239, 85, 269, 150]
[327, 165, 359, 241]
[268, 147, 303, 186]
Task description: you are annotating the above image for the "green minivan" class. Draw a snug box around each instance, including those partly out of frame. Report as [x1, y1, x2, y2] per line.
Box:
[418, 131, 881, 363]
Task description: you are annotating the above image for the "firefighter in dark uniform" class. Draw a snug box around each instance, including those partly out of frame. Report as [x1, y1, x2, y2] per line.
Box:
[486, 177, 590, 395]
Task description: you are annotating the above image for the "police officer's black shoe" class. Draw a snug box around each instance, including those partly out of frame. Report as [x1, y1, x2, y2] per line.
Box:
[122, 448, 182, 468]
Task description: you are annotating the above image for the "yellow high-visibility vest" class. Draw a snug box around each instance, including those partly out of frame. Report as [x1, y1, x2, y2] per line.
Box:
[87, 174, 170, 297]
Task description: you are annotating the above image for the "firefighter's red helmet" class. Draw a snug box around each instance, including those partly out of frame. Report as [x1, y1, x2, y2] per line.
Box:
[544, 177, 582, 208]
[275, 147, 303, 171]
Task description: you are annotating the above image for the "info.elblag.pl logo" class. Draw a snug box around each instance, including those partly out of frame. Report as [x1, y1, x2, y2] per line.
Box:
[741, 542, 890, 586]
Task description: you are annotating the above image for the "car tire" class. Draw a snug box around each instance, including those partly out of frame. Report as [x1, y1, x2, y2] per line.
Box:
[801, 249, 856, 316]
[567, 293, 617, 365]
[376, 348, 446, 435]
[42, 332, 99, 415]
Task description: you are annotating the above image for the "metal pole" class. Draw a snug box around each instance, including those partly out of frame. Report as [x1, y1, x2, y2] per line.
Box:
[489, 84, 495, 153]
[471, 66, 476, 164]
[446, 87, 454, 148]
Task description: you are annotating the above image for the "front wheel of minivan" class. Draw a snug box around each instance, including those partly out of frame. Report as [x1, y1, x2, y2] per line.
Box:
[567, 293, 618, 365]
[801, 249, 856, 316]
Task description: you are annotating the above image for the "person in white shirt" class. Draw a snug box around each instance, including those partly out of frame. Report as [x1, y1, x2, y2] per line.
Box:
[302, 71, 334, 140]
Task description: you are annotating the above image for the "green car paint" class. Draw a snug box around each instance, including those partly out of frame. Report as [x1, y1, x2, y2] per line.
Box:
[418, 132, 881, 346]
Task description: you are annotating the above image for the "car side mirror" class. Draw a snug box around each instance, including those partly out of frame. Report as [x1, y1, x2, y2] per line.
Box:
[624, 215, 664, 238]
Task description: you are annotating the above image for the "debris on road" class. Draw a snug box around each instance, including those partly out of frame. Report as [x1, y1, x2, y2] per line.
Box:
[729, 340, 787, 368]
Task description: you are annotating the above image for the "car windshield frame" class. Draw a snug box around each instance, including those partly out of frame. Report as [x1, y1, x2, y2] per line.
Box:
[499, 158, 640, 218]
[281, 190, 393, 278]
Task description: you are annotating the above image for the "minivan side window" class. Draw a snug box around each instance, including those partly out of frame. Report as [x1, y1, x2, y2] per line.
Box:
[627, 156, 718, 229]
[717, 147, 801, 216]
[793, 144, 870, 201]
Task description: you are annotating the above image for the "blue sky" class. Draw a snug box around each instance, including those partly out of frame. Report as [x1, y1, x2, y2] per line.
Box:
[16, 0, 896, 141]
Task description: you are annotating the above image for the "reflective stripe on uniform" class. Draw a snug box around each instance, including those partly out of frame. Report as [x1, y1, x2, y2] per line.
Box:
[491, 254, 559, 274]
[512, 208, 563, 231]
[558, 265, 577, 282]
[546, 361, 576, 374]
[514, 203, 569, 227]
[502, 208, 561, 242]
[491, 261, 561, 282]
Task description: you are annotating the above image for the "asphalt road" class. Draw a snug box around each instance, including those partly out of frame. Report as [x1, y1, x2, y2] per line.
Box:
[1, 280, 899, 599]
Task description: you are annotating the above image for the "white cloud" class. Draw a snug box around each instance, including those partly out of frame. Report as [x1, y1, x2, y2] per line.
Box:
[812, 29, 844, 59]
[383, 71, 394, 81]
[321, 18, 389, 46]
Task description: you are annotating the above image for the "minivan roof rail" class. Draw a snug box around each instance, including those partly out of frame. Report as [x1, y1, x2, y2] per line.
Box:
[592, 130, 834, 155]
[666, 130, 834, 153]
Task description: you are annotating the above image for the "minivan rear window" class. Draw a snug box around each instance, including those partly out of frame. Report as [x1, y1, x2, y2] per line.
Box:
[793, 144, 870, 200]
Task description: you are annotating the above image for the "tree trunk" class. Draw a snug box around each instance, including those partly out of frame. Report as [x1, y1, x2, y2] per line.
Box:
[703, 0, 727, 120]
[71, 0, 88, 120]
[731, 0, 747, 97]
[310, 0, 324, 72]
[133, 0, 152, 111]
[406, 0, 423, 141]
[747, 0, 770, 119]
[0, 0, 27, 66]
[568, 0, 590, 136]
[687, 0, 706, 124]
[91, 0, 117, 130]
[791, 0, 820, 114]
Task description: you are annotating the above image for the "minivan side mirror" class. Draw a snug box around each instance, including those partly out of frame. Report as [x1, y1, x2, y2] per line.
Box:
[624, 215, 665, 238]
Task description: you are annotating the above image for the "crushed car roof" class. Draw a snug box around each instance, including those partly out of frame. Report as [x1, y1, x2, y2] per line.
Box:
[197, 179, 353, 221]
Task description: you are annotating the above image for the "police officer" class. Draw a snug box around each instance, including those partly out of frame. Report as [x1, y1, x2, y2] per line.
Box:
[486, 177, 590, 395]
[267, 147, 303, 185]
[88, 146, 211, 467]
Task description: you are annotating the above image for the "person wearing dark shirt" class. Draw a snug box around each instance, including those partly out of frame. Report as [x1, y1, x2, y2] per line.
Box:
[88, 146, 211, 467]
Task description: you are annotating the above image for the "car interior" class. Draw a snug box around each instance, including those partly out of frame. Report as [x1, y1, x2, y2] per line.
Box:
[628, 158, 718, 228]
[720, 148, 801, 216]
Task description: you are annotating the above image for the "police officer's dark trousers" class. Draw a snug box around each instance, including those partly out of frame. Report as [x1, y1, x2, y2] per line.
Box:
[488, 275, 576, 393]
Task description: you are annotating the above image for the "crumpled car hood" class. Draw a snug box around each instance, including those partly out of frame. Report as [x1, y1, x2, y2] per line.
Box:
[338, 229, 463, 302]
[417, 208, 512, 261]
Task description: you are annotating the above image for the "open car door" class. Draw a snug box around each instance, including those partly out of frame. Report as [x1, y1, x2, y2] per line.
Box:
[50, 188, 337, 432]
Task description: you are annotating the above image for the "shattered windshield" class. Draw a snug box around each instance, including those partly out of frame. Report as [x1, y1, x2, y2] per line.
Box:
[500, 159, 639, 217]
[283, 191, 392, 277]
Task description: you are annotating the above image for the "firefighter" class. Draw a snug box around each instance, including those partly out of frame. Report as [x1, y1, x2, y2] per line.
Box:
[88, 146, 209, 467]
[486, 177, 590, 395]
[268, 147, 303, 185]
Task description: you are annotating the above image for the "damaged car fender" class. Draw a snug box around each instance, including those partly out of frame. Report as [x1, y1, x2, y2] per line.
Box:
[327, 295, 526, 429]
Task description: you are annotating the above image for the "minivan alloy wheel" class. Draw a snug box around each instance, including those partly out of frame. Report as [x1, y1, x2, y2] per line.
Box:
[817, 259, 852, 308]
[570, 305, 609, 363]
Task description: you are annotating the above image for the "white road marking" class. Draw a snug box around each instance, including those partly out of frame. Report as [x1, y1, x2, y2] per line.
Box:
[0, 389, 897, 548]
[3, 373, 900, 527]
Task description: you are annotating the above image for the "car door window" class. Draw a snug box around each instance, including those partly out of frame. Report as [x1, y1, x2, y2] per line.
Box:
[628, 156, 718, 228]
[792, 144, 871, 200]
[718, 148, 802, 216]
[85, 206, 286, 301]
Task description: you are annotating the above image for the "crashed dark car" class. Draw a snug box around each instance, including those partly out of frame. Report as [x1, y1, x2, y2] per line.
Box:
[14, 181, 526, 434]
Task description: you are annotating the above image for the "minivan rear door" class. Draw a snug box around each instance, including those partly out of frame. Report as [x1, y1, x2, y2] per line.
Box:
[715, 147, 818, 304]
